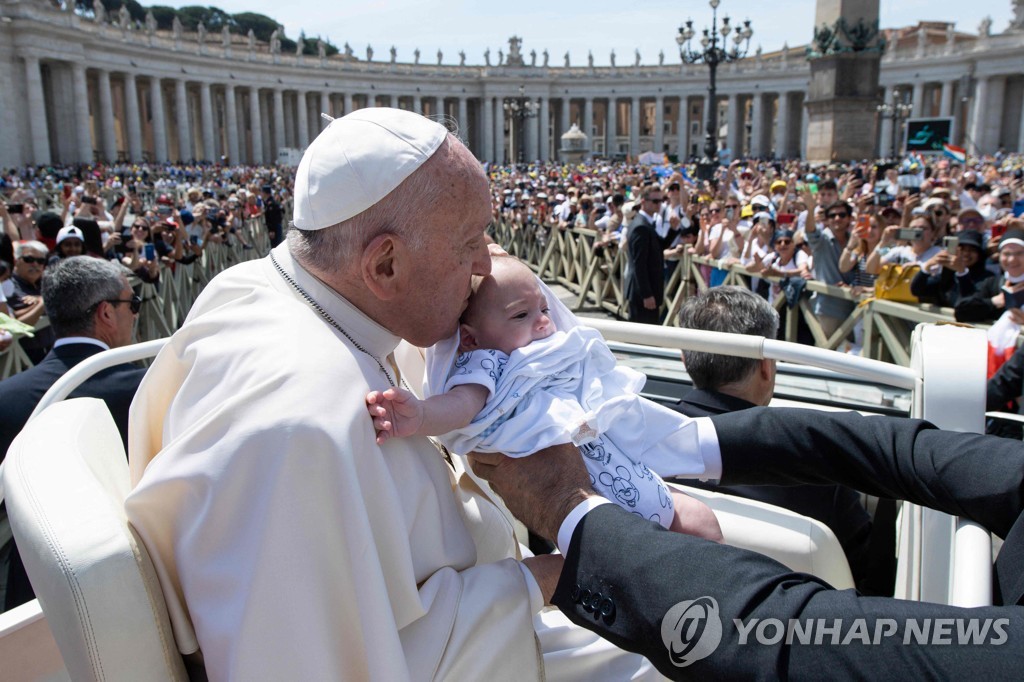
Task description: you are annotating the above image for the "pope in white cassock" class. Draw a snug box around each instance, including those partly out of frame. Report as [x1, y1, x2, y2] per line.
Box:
[124, 108, 661, 680]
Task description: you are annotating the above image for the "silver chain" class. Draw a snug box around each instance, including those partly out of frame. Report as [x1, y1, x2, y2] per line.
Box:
[270, 251, 397, 388]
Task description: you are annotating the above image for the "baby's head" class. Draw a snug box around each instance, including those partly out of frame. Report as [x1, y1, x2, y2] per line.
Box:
[459, 255, 556, 355]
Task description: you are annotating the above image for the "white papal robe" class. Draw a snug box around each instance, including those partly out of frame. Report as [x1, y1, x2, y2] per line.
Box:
[125, 244, 659, 681]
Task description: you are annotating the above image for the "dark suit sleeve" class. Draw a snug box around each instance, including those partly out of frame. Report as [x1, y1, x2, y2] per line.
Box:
[710, 408, 1024, 539]
[553, 504, 1024, 680]
[988, 346, 1024, 412]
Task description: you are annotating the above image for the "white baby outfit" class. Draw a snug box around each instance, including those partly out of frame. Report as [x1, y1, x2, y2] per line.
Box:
[425, 324, 706, 529]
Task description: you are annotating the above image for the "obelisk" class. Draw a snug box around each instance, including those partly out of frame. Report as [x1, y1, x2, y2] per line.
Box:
[804, 0, 884, 162]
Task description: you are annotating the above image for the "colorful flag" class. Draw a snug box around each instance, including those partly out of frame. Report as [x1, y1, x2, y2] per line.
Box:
[943, 144, 966, 163]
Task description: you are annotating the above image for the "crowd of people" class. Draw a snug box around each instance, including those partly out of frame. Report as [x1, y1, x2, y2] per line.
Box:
[492, 154, 1024, 351]
[0, 164, 291, 363]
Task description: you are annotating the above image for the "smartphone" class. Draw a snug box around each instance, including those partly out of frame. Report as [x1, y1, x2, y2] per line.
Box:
[852, 167, 863, 181]
[992, 223, 1008, 240]
[856, 214, 871, 232]
[189, 235, 201, 246]
[157, 205, 172, 216]
[82, 196, 97, 205]
[6, 203, 23, 214]
[907, 187, 921, 196]
[943, 235, 959, 254]
[1004, 287, 1024, 310]
[143, 243, 156, 261]
[897, 228, 924, 241]
[777, 213, 795, 226]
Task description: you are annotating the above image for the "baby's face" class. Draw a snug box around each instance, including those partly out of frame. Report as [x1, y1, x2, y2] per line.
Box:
[462, 261, 556, 355]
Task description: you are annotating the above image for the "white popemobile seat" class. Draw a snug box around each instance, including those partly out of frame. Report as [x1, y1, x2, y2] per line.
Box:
[4, 398, 189, 681]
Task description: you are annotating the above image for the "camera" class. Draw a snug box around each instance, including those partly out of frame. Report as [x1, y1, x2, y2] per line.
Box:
[896, 228, 924, 241]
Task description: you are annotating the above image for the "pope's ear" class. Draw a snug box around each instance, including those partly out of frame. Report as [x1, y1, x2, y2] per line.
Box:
[458, 323, 480, 353]
[361, 233, 409, 300]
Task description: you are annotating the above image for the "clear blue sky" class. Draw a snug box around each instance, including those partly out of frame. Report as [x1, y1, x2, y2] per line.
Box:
[167, 0, 1015, 66]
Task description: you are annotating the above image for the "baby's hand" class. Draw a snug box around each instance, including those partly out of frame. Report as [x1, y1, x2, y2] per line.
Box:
[366, 387, 425, 444]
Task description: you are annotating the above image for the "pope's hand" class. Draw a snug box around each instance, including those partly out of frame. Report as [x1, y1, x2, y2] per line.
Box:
[469, 443, 596, 543]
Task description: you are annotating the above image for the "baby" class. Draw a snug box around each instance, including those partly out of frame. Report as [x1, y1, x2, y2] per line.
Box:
[366, 254, 722, 541]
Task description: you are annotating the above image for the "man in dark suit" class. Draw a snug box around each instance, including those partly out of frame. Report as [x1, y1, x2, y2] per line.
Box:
[671, 286, 886, 595]
[471, 411, 1024, 678]
[0, 256, 145, 611]
[625, 185, 665, 325]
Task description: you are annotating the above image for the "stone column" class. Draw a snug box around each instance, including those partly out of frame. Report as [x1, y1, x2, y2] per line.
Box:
[272, 88, 285, 153]
[629, 96, 640, 156]
[433, 96, 443, 117]
[775, 92, 791, 159]
[412, 94, 422, 114]
[606, 97, 617, 157]
[727, 93, 741, 156]
[24, 57, 52, 165]
[259, 91, 271, 161]
[343, 92, 353, 114]
[494, 95, 506, 163]
[175, 79, 191, 161]
[296, 90, 309, 148]
[1018, 89, 1024, 153]
[249, 86, 263, 164]
[200, 81, 215, 160]
[149, 76, 168, 163]
[98, 69, 117, 162]
[538, 96, 549, 161]
[225, 84, 240, 163]
[800, 99, 810, 158]
[749, 93, 765, 158]
[877, 85, 894, 157]
[940, 81, 954, 117]
[911, 81, 925, 118]
[123, 74, 143, 162]
[984, 77, 1006, 155]
[458, 96, 469, 141]
[481, 96, 494, 162]
[525, 101, 538, 162]
[318, 91, 330, 131]
[583, 97, 594, 150]
[72, 64, 93, 163]
[653, 95, 664, 155]
[676, 96, 687, 160]
[967, 77, 988, 156]
[560, 97, 570, 138]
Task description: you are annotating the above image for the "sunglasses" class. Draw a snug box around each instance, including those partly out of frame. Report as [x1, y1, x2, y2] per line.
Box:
[827, 213, 850, 219]
[132, 223, 150, 230]
[647, 197, 663, 204]
[709, 208, 722, 213]
[102, 294, 142, 314]
[20, 256, 46, 265]
[775, 239, 794, 246]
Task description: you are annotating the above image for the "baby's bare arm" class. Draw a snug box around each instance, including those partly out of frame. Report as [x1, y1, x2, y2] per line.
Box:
[366, 384, 490, 444]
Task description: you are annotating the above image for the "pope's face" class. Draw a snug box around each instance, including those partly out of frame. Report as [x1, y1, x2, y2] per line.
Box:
[402, 144, 492, 347]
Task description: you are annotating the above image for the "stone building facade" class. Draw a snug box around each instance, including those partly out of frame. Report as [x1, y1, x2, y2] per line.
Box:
[1, 0, 1022, 167]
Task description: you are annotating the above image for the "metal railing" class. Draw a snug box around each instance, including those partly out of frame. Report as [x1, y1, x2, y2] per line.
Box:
[491, 220, 983, 366]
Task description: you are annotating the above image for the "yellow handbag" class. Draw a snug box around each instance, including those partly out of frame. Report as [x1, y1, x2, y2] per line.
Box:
[873, 263, 921, 303]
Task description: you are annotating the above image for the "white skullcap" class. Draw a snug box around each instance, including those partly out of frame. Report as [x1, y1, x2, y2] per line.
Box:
[292, 107, 448, 230]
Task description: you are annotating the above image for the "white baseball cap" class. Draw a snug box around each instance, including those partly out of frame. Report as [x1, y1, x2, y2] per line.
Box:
[56, 225, 85, 244]
[292, 108, 448, 231]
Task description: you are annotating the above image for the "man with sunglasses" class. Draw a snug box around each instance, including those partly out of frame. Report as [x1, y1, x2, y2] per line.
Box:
[0, 256, 145, 612]
[625, 185, 666, 324]
[805, 197, 856, 340]
[8, 240, 55, 364]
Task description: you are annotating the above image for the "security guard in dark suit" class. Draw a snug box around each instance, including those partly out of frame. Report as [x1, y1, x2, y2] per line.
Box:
[625, 186, 666, 325]
[0, 257, 146, 611]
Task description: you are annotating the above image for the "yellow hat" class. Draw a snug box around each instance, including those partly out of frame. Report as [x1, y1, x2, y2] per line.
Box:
[741, 205, 754, 218]
[770, 180, 787, 193]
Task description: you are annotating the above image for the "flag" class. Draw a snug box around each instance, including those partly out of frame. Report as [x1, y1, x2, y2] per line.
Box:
[987, 312, 1019, 378]
[943, 144, 966, 164]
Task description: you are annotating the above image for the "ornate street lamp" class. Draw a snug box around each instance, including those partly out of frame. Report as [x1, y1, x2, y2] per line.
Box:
[677, 0, 753, 179]
[503, 85, 539, 164]
[876, 89, 914, 161]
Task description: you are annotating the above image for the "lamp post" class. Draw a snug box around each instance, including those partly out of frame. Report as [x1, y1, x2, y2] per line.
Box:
[677, 0, 753, 180]
[876, 89, 914, 160]
[503, 85, 539, 164]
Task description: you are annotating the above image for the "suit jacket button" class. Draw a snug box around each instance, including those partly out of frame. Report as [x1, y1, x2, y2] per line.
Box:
[580, 589, 594, 611]
[599, 597, 616, 623]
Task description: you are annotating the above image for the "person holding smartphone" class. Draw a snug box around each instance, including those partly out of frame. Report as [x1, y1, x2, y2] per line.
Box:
[865, 212, 942, 275]
[956, 228, 1024, 323]
[121, 218, 160, 284]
